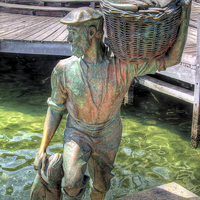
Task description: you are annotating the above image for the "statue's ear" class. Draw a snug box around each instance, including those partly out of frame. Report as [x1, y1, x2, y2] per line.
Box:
[88, 26, 97, 39]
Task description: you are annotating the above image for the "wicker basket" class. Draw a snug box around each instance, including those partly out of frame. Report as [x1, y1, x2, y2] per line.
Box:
[101, 0, 182, 63]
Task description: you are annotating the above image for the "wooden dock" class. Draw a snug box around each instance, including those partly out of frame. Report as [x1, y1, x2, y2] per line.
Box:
[0, 1, 199, 58]
[0, 12, 71, 56]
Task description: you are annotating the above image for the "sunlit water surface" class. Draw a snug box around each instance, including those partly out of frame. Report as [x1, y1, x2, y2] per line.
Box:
[0, 54, 200, 200]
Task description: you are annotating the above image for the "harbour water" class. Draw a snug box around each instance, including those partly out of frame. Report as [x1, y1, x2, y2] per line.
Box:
[0, 54, 200, 200]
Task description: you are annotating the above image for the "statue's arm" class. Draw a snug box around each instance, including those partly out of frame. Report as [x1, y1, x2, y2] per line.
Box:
[33, 107, 63, 170]
[163, 0, 191, 68]
[34, 61, 67, 170]
[128, 1, 192, 77]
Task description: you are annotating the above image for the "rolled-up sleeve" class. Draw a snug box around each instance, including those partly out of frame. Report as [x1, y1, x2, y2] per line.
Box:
[47, 63, 67, 112]
[136, 57, 165, 77]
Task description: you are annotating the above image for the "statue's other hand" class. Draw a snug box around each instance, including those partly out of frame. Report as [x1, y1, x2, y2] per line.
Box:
[180, 0, 192, 8]
[34, 151, 47, 171]
[179, 0, 192, 21]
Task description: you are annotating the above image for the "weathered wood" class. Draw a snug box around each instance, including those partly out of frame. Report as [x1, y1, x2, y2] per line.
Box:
[181, 54, 196, 66]
[24, 20, 61, 41]
[191, 12, 200, 148]
[37, 24, 63, 42]
[1, 17, 58, 40]
[0, 15, 46, 35]
[42, 25, 66, 42]
[137, 75, 194, 104]
[0, 12, 28, 23]
[42, 0, 99, 2]
[0, 17, 53, 38]
[157, 64, 196, 84]
[53, 28, 68, 42]
[4, 0, 99, 3]
[17, 18, 59, 40]
[0, 2, 75, 11]
[35, 10, 64, 17]
[0, 14, 31, 27]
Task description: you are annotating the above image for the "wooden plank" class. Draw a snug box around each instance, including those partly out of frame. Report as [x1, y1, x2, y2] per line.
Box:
[157, 64, 196, 84]
[1, 17, 56, 39]
[42, 24, 66, 42]
[0, 2, 75, 11]
[182, 25, 197, 65]
[5, 0, 99, 2]
[38, 24, 63, 41]
[185, 26, 197, 45]
[25, 20, 61, 41]
[0, 12, 29, 23]
[0, 14, 32, 27]
[0, 15, 46, 35]
[184, 46, 197, 55]
[3, 17, 58, 40]
[53, 28, 68, 42]
[41, 0, 99, 2]
[17, 18, 59, 40]
[137, 75, 194, 104]
[191, 2, 200, 21]
[191, 12, 200, 149]
[52, 28, 68, 42]
[182, 54, 197, 66]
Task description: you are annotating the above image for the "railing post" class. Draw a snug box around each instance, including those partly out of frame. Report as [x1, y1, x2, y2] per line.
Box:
[191, 12, 200, 148]
[91, 1, 95, 9]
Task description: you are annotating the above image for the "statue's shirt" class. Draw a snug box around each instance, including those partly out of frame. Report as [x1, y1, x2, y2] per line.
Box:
[47, 54, 161, 124]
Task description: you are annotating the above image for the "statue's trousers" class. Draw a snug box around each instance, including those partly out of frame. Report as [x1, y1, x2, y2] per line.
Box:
[61, 110, 122, 199]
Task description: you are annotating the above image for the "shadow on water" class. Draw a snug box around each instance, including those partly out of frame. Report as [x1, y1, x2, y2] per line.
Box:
[0, 53, 200, 200]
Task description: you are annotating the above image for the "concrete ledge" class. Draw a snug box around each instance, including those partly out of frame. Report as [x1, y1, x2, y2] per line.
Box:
[137, 76, 194, 104]
[117, 182, 200, 200]
[0, 40, 72, 56]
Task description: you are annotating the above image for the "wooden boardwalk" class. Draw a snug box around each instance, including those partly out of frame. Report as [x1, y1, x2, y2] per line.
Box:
[0, 11, 71, 55]
[0, 1, 199, 61]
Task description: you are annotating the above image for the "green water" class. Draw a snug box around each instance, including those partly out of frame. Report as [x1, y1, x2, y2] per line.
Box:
[0, 54, 200, 200]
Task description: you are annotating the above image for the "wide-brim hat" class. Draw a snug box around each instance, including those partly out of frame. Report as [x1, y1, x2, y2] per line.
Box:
[60, 7, 103, 25]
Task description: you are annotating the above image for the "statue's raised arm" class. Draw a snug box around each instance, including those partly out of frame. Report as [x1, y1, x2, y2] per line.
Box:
[164, 0, 192, 68]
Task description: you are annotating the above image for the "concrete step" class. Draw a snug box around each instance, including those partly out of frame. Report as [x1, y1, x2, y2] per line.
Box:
[117, 182, 200, 200]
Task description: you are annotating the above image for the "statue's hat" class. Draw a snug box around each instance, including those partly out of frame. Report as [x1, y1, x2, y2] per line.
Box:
[60, 7, 102, 25]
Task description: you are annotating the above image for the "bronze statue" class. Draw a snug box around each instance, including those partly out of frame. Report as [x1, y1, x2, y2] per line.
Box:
[31, 0, 191, 199]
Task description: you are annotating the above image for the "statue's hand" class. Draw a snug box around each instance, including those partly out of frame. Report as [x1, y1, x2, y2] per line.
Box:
[179, 0, 192, 22]
[180, 0, 192, 8]
[34, 150, 47, 171]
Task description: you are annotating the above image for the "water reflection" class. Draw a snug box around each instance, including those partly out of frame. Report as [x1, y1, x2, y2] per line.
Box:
[0, 54, 200, 199]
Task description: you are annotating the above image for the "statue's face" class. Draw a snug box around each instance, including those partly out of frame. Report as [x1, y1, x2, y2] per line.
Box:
[67, 25, 91, 58]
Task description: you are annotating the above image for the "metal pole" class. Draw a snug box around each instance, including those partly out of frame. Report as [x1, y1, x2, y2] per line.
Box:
[191, 12, 200, 148]
[91, 1, 95, 9]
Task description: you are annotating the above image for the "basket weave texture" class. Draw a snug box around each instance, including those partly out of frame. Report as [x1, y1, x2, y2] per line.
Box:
[101, 0, 182, 63]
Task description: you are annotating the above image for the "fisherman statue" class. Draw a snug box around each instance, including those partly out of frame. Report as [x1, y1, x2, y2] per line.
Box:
[31, 0, 191, 199]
